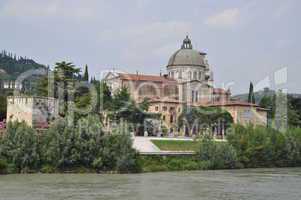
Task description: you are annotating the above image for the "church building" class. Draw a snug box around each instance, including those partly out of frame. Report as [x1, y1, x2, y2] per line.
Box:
[104, 36, 267, 137]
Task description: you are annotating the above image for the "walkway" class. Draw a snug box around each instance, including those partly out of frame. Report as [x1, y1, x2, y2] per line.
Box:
[132, 136, 195, 155]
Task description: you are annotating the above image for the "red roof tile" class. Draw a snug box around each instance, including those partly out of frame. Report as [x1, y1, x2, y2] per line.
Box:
[206, 101, 268, 110]
[213, 88, 231, 94]
[117, 73, 176, 83]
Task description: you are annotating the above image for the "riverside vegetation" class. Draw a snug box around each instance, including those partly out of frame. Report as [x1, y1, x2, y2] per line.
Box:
[1, 119, 301, 174]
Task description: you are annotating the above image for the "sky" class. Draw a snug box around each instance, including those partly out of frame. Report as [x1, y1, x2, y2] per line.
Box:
[0, 0, 300, 94]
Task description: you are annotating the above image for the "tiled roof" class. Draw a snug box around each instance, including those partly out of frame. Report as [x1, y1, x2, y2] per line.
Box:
[213, 88, 231, 94]
[206, 101, 268, 110]
[117, 73, 176, 83]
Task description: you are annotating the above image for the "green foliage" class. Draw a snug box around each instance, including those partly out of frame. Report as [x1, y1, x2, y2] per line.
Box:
[227, 125, 301, 167]
[83, 65, 89, 81]
[139, 156, 200, 172]
[109, 87, 152, 135]
[178, 106, 233, 135]
[0, 159, 7, 174]
[0, 50, 45, 80]
[0, 121, 40, 172]
[0, 115, 141, 173]
[0, 95, 7, 120]
[198, 136, 239, 169]
[248, 82, 255, 104]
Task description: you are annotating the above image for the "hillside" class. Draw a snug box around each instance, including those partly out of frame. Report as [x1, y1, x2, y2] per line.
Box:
[233, 88, 301, 104]
[0, 50, 46, 80]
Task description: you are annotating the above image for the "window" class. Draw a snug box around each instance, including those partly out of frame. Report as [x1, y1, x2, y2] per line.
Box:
[170, 115, 173, 123]
[198, 72, 202, 80]
[191, 91, 195, 102]
[195, 91, 199, 102]
[155, 106, 159, 111]
[178, 70, 182, 79]
[188, 71, 192, 79]
[171, 71, 174, 78]
[193, 71, 197, 80]
[163, 106, 167, 111]
[162, 115, 166, 121]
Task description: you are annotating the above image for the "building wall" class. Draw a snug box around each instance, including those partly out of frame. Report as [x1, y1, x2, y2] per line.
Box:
[148, 102, 183, 131]
[6, 96, 34, 126]
[6, 96, 59, 128]
[222, 105, 267, 126]
[167, 65, 211, 85]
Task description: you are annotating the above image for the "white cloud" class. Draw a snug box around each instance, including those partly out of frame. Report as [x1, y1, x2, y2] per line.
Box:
[0, 0, 97, 20]
[205, 8, 240, 28]
[99, 21, 192, 66]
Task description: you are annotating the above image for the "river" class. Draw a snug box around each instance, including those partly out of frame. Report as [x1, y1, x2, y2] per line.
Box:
[0, 168, 300, 200]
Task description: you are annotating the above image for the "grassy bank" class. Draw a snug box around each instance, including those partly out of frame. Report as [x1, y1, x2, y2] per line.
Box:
[151, 140, 199, 151]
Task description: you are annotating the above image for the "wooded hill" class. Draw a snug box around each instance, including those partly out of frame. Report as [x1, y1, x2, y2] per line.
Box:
[0, 50, 46, 80]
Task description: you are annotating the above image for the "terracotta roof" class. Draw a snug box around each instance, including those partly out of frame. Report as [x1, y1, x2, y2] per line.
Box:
[117, 73, 176, 83]
[144, 96, 183, 104]
[206, 101, 268, 111]
[213, 88, 231, 94]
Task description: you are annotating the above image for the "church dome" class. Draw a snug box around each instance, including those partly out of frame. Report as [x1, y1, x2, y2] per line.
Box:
[167, 36, 206, 67]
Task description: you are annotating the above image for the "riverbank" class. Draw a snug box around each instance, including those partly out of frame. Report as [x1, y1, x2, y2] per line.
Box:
[1, 121, 301, 174]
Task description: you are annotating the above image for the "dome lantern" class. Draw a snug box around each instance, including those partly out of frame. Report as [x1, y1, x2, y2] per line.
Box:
[181, 35, 193, 49]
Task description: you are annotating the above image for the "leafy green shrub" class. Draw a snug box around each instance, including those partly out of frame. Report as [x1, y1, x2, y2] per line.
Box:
[198, 135, 239, 169]
[227, 125, 301, 168]
[0, 159, 7, 174]
[0, 121, 40, 172]
[40, 165, 56, 173]
[41, 115, 140, 173]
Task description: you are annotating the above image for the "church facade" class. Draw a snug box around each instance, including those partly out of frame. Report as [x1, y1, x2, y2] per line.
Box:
[104, 36, 267, 136]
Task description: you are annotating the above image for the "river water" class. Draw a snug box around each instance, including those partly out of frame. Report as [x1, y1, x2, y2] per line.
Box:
[0, 168, 300, 200]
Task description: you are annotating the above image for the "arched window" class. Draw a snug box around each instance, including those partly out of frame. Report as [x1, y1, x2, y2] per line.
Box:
[178, 70, 182, 79]
[198, 72, 202, 80]
[193, 71, 197, 80]
[188, 71, 192, 79]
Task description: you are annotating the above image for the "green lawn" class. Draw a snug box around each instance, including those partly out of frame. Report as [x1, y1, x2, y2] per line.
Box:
[151, 140, 200, 151]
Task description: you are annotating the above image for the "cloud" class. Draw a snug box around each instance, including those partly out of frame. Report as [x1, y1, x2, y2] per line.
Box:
[205, 8, 240, 27]
[126, 22, 192, 65]
[0, 0, 97, 20]
[99, 21, 192, 66]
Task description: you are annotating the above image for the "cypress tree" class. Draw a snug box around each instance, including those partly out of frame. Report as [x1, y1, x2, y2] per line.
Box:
[83, 65, 89, 81]
[248, 82, 256, 104]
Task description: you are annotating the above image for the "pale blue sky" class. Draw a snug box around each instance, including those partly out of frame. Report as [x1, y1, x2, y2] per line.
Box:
[0, 0, 300, 94]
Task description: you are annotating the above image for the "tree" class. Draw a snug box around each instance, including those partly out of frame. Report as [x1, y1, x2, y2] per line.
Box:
[0, 95, 7, 120]
[178, 106, 233, 136]
[99, 81, 112, 111]
[0, 121, 40, 172]
[248, 82, 256, 104]
[83, 65, 89, 81]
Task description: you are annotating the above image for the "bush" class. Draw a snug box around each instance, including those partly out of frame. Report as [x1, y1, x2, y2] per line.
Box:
[227, 125, 301, 168]
[40, 165, 56, 173]
[0, 121, 40, 172]
[198, 135, 239, 169]
[0, 115, 141, 174]
[139, 155, 200, 172]
[0, 159, 7, 174]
